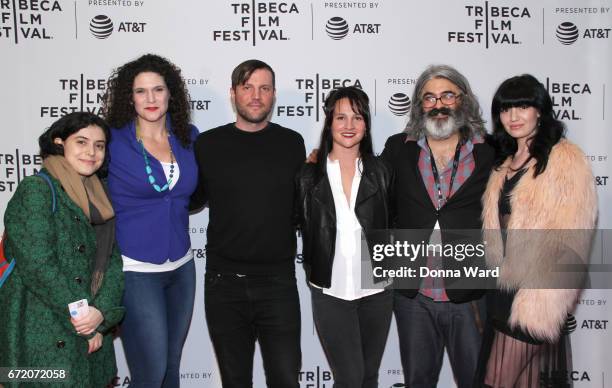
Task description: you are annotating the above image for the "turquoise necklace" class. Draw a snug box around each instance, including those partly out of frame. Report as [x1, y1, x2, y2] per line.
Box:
[136, 123, 175, 192]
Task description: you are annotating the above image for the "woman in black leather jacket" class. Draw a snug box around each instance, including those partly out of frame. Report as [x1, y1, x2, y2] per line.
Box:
[296, 86, 393, 388]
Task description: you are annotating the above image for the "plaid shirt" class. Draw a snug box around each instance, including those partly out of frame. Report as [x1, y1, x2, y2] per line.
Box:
[417, 134, 482, 301]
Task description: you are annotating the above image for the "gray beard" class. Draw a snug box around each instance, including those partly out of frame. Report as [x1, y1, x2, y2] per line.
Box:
[424, 115, 457, 140]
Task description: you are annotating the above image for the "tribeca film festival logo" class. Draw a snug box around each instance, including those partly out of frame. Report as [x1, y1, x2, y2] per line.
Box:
[299, 366, 332, 388]
[324, 16, 381, 40]
[88, 14, 146, 39]
[0, 0, 62, 44]
[544, 77, 592, 121]
[276, 75, 364, 121]
[37, 74, 211, 116]
[447, 2, 531, 48]
[555, 21, 611, 45]
[39, 75, 106, 118]
[212, 1, 299, 46]
[0, 149, 42, 193]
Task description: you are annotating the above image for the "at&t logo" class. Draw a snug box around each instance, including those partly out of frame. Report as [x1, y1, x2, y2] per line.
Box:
[90, 15, 113, 38]
[88, 14, 146, 39]
[388, 93, 411, 116]
[276, 75, 364, 121]
[555, 21, 611, 45]
[580, 319, 608, 329]
[0, 0, 63, 44]
[556, 22, 579, 44]
[326, 17, 348, 39]
[561, 313, 577, 334]
[448, 2, 531, 47]
[212, 2, 299, 46]
[184, 77, 212, 112]
[325, 16, 381, 40]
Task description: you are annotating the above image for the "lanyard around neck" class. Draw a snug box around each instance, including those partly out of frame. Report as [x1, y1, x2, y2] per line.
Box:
[426, 139, 463, 210]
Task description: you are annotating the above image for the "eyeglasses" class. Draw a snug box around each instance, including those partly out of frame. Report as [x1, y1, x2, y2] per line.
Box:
[422, 92, 462, 108]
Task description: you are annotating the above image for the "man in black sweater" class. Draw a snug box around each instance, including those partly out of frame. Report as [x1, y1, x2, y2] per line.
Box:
[191, 60, 305, 387]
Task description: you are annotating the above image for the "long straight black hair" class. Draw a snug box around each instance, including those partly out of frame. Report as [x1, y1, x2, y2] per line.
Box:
[314, 86, 374, 179]
[491, 74, 564, 176]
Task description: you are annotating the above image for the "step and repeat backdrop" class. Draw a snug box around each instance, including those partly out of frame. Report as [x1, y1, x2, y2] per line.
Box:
[1, 0, 611, 386]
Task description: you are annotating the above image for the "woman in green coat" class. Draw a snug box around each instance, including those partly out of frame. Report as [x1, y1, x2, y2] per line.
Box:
[0, 112, 124, 387]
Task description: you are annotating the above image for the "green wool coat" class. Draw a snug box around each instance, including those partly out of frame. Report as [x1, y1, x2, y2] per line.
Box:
[0, 170, 124, 388]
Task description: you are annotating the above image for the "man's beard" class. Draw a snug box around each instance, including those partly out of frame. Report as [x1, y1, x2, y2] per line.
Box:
[236, 103, 272, 124]
[423, 107, 466, 140]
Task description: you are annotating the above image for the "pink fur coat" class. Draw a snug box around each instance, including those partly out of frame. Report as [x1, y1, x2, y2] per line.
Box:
[482, 139, 598, 342]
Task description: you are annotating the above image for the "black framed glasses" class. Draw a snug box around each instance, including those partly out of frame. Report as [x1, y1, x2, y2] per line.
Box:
[422, 92, 462, 108]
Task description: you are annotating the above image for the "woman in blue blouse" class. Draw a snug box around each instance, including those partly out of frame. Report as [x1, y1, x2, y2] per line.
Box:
[103, 54, 199, 388]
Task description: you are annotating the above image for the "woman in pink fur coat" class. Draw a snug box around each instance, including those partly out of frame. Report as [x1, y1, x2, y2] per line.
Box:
[478, 74, 598, 388]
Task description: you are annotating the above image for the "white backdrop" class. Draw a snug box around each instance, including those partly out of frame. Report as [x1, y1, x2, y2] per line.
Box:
[1, 0, 611, 386]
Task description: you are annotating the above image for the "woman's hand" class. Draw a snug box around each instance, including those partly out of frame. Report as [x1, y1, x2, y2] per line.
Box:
[87, 332, 103, 354]
[72, 306, 104, 335]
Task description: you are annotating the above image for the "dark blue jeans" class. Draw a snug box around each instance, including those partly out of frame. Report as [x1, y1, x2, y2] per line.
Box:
[121, 260, 196, 388]
[393, 292, 483, 388]
[204, 271, 301, 388]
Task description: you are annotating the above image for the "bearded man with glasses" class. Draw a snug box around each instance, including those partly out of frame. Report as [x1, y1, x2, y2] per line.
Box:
[381, 64, 494, 388]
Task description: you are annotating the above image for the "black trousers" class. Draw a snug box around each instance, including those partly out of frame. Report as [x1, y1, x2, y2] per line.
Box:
[311, 288, 393, 388]
[204, 271, 302, 388]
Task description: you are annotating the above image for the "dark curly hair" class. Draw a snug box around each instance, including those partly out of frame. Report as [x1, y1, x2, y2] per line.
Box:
[39, 111, 111, 177]
[491, 74, 564, 177]
[102, 54, 192, 147]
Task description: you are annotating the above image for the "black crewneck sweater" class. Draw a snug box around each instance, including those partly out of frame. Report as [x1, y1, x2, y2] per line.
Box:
[192, 122, 305, 276]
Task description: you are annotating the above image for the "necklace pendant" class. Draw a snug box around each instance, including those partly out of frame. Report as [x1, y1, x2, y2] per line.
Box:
[137, 127, 175, 193]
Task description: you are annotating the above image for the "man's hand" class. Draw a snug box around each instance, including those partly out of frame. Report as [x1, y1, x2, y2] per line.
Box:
[306, 149, 318, 164]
